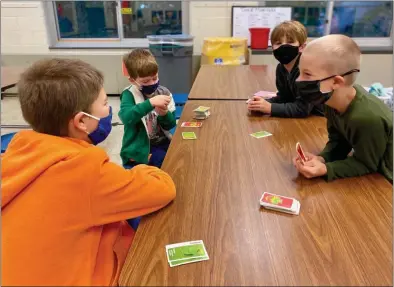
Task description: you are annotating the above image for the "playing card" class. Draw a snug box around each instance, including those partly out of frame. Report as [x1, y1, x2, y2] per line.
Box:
[194, 106, 210, 113]
[296, 142, 307, 163]
[166, 240, 209, 267]
[250, 131, 272, 139]
[181, 122, 203, 128]
[260, 192, 294, 209]
[260, 192, 300, 215]
[182, 132, 197, 140]
[254, 91, 277, 99]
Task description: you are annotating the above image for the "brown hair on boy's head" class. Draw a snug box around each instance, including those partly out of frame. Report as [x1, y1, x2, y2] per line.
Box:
[270, 20, 308, 45]
[18, 58, 104, 136]
[123, 49, 158, 79]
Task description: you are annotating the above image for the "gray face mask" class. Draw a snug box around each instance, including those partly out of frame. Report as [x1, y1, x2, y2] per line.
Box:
[295, 69, 360, 106]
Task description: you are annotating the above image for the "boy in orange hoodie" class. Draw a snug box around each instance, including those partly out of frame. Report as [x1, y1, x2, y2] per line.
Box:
[1, 58, 176, 286]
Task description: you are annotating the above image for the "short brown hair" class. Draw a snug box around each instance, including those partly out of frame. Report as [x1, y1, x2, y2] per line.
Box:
[271, 20, 308, 46]
[18, 58, 104, 136]
[123, 49, 158, 79]
[304, 34, 361, 85]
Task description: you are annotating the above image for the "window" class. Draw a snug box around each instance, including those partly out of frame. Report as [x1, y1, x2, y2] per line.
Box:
[46, 0, 392, 49]
[55, 1, 119, 39]
[45, 0, 186, 48]
[331, 1, 393, 37]
[264, 1, 327, 37]
[121, 1, 182, 38]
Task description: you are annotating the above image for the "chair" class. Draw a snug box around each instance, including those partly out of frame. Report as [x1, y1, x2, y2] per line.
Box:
[1, 132, 17, 153]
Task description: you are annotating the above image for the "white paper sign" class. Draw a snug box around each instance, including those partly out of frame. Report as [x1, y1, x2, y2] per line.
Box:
[232, 7, 292, 46]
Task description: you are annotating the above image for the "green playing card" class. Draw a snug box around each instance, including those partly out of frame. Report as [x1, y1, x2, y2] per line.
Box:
[250, 131, 272, 139]
[182, 132, 197, 140]
[166, 240, 209, 267]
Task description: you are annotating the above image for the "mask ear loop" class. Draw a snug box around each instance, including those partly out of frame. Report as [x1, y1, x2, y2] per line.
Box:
[319, 69, 361, 84]
[81, 112, 100, 121]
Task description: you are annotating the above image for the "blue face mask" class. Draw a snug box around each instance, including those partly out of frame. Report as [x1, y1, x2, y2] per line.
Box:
[82, 106, 112, 145]
[139, 80, 160, 96]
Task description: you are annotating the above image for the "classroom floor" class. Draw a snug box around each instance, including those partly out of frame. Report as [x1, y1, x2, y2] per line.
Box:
[1, 96, 124, 165]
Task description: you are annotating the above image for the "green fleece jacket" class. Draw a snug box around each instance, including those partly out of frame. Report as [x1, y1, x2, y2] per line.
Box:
[320, 85, 393, 182]
[119, 85, 176, 165]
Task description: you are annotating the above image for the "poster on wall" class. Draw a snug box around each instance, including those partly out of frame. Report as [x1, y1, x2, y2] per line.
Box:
[232, 7, 292, 46]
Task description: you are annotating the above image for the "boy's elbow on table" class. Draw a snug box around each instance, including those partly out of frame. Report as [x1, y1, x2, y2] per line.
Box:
[135, 165, 177, 204]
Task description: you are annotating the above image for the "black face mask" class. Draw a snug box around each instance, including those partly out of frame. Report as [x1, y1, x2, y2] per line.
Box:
[295, 69, 360, 106]
[273, 44, 300, 65]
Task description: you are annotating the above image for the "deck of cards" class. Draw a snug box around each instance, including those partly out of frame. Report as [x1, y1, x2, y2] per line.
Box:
[193, 106, 211, 120]
[260, 192, 300, 215]
[182, 132, 197, 140]
[166, 240, 209, 267]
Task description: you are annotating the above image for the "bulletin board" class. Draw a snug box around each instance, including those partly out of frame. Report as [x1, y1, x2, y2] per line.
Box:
[231, 6, 292, 46]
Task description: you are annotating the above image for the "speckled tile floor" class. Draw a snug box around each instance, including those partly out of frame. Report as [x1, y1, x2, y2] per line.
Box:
[1, 96, 124, 165]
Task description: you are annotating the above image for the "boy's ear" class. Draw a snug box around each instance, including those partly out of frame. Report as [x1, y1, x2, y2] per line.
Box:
[299, 42, 307, 53]
[332, 75, 346, 89]
[72, 112, 89, 133]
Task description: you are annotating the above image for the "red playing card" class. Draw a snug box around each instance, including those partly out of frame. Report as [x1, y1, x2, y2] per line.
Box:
[181, 122, 203, 128]
[296, 142, 307, 162]
[261, 192, 293, 209]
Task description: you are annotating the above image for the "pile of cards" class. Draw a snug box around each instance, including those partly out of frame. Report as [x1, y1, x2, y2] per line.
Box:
[166, 240, 209, 267]
[193, 106, 211, 120]
[260, 192, 300, 215]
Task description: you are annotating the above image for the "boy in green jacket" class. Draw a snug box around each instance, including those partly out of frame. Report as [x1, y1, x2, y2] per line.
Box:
[293, 35, 393, 183]
[120, 49, 176, 169]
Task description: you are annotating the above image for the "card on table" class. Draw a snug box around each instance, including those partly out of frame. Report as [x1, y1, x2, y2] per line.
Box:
[296, 142, 307, 163]
[260, 192, 300, 215]
[182, 132, 197, 140]
[166, 240, 209, 267]
[250, 131, 272, 139]
[181, 122, 203, 128]
[194, 106, 210, 113]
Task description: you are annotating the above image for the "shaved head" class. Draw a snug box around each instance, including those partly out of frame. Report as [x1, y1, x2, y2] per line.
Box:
[302, 34, 361, 84]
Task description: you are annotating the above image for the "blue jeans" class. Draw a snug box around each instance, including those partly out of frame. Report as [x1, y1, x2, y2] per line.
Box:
[124, 139, 170, 230]
[123, 139, 170, 169]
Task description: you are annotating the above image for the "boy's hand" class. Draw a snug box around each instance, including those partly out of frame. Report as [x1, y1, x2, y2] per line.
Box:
[150, 95, 171, 109]
[292, 152, 325, 167]
[247, 96, 272, 114]
[155, 107, 168, 116]
[294, 157, 327, 179]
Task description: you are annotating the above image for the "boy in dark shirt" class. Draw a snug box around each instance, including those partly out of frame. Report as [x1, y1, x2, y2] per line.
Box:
[293, 35, 392, 183]
[248, 20, 324, 118]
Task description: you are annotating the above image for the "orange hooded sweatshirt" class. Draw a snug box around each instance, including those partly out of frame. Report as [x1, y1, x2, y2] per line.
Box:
[1, 130, 176, 286]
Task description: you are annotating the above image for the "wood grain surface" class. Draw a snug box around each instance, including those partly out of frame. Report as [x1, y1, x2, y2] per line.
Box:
[188, 65, 276, 100]
[1, 67, 24, 91]
[120, 101, 393, 286]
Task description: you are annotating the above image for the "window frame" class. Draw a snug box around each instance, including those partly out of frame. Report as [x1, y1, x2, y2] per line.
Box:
[45, 0, 189, 49]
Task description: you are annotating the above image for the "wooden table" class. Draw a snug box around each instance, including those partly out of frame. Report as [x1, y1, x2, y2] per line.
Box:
[1, 67, 24, 92]
[188, 65, 276, 100]
[120, 101, 393, 286]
